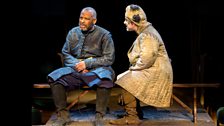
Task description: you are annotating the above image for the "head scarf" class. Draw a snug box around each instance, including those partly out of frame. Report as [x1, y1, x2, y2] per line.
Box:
[125, 4, 147, 26]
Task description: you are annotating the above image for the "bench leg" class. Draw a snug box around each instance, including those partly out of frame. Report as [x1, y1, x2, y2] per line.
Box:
[193, 87, 197, 126]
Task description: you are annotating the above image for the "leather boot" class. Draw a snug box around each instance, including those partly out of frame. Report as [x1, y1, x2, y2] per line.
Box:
[95, 112, 104, 126]
[51, 110, 70, 126]
[109, 89, 141, 125]
[50, 83, 67, 111]
[50, 83, 71, 126]
[117, 98, 143, 119]
[94, 87, 111, 126]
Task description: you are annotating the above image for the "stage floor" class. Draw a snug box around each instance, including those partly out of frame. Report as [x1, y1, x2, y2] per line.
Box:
[45, 106, 215, 126]
[41, 87, 215, 126]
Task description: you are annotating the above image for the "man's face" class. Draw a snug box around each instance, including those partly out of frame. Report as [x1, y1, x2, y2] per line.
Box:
[79, 10, 96, 31]
[124, 18, 135, 31]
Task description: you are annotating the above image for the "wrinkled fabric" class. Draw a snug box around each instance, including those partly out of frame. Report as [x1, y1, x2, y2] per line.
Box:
[116, 23, 173, 107]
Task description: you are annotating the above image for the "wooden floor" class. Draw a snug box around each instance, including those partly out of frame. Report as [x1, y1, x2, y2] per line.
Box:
[32, 87, 216, 126]
[44, 105, 215, 126]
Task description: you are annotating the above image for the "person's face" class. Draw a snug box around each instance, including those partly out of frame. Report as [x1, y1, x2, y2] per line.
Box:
[124, 18, 135, 31]
[79, 10, 96, 31]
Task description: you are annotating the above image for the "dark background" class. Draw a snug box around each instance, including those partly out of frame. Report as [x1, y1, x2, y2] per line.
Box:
[31, 0, 224, 85]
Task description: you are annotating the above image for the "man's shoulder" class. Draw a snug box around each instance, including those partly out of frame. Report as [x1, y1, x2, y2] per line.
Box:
[95, 25, 110, 34]
[70, 26, 80, 31]
[68, 26, 82, 35]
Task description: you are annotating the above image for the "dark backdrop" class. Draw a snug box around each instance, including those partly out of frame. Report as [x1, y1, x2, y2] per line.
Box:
[31, 0, 224, 84]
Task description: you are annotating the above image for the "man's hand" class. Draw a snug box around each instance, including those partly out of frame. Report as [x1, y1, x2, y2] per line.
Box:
[74, 61, 87, 72]
[81, 69, 89, 73]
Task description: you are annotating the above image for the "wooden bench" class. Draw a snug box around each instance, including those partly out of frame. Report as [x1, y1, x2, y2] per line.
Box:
[172, 83, 221, 126]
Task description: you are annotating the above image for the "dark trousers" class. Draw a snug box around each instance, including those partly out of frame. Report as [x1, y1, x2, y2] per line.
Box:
[49, 72, 112, 115]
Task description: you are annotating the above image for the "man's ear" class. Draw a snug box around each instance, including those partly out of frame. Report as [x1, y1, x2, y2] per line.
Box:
[93, 19, 97, 24]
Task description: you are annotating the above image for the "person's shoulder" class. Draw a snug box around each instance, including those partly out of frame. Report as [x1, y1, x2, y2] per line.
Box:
[68, 26, 82, 35]
[70, 26, 80, 32]
[95, 25, 110, 34]
[138, 31, 155, 41]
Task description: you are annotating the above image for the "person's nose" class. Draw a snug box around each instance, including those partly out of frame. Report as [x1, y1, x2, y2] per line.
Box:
[80, 19, 85, 23]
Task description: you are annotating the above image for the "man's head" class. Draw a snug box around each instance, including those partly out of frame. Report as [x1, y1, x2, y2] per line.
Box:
[124, 4, 147, 27]
[79, 7, 97, 31]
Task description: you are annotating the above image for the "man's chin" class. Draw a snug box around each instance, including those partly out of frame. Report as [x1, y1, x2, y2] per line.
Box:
[80, 28, 87, 31]
[80, 26, 87, 31]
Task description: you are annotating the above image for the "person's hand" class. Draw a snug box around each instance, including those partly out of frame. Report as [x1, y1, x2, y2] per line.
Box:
[81, 69, 89, 73]
[74, 61, 86, 72]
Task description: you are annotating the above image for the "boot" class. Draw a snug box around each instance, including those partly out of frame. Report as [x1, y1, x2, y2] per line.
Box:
[95, 112, 104, 126]
[109, 89, 141, 125]
[50, 83, 71, 126]
[94, 87, 111, 126]
[50, 83, 67, 111]
[51, 110, 70, 126]
[117, 98, 143, 119]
